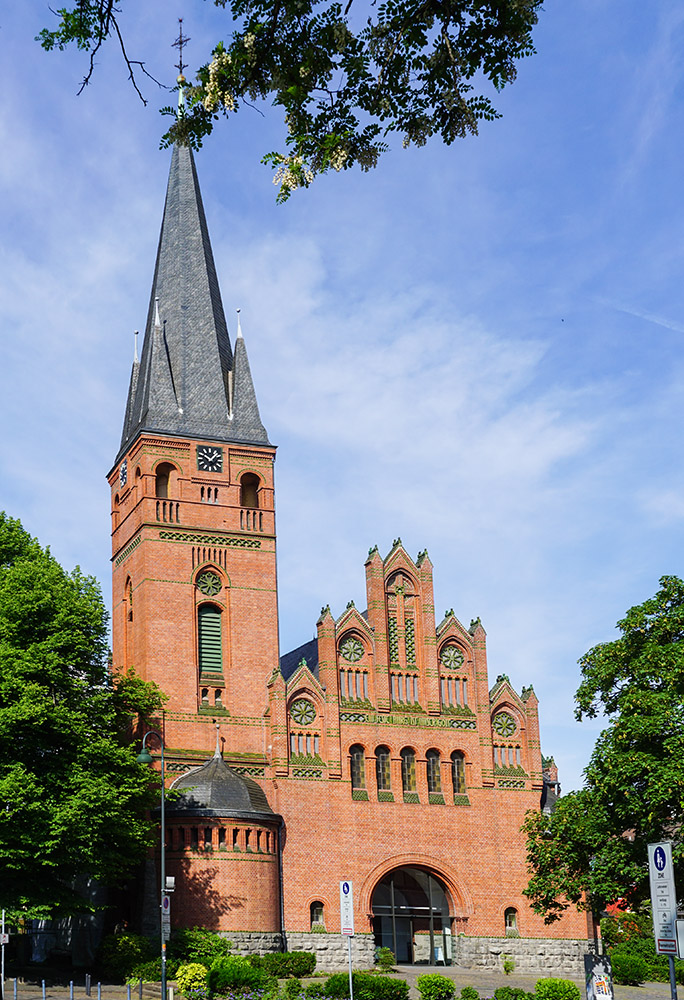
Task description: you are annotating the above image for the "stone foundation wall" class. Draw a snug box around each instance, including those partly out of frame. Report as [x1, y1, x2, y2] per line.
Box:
[229, 931, 375, 971]
[226, 931, 592, 977]
[228, 931, 284, 955]
[452, 937, 593, 977]
[284, 933, 376, 971]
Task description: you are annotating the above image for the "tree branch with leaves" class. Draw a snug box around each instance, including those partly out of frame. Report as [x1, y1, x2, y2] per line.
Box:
[38, 0, 543, 200]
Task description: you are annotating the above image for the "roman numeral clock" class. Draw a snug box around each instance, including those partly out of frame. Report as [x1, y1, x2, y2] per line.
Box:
[197, 446, 223, 473]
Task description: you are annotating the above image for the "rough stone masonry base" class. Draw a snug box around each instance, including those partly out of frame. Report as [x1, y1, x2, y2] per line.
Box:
[228, 932, 592, 976]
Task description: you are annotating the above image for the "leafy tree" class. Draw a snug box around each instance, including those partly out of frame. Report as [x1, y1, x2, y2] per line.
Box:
[38, 0, 542, 200]
[523, 575, 684, 922]
[0, 512, 165, 918]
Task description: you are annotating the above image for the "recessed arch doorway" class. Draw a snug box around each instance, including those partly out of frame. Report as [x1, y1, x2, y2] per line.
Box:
[371, 866, 453, 965]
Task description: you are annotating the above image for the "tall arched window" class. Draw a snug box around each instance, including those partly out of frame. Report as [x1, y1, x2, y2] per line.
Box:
[155, 462, 175, 498]
[198, 604, 223, 676]
[451, 751, 466, 795]
[401, 748, 416, 793]
[426, 749, 442, 794]
[376, 746, 391, 792]
[350, 745, 366, 789]
[240, 473, 260, 508]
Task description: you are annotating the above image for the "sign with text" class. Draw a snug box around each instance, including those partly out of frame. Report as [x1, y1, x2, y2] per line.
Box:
[340, 881, 354, 936]
[584, 953, 614, 1000]
[161, 894, 171, 942]
[648, 842, 678, 954]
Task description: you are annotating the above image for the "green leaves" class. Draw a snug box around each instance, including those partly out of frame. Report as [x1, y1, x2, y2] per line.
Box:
[0, 512, 165, 917]
[524, 576, 684, 921]
[39, 0, 542, 199]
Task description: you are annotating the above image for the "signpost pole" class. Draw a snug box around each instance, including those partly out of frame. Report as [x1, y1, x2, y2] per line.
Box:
[340, 882, 354, 1000]
[649, 842, 678, 1000]
[1, 908, 5, 1000]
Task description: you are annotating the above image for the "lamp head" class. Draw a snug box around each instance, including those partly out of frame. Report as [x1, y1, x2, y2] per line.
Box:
[137, 748, 154, 765]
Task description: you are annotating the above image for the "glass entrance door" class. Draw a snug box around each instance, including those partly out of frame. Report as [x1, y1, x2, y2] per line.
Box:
[371, 867, 453, 965]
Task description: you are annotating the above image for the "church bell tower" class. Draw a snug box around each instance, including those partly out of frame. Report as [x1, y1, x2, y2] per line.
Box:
[108, 145, 278, 758]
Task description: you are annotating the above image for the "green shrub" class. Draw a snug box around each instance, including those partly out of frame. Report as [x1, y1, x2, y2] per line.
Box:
[305, 986, 327, 1000]
[494, 988, 534, 1000]
[502, 956, 515, 976]
[416, 973, 456, 1000]
[261, 953, 317, 979]
[99, 933, 154, 978]
[376, 949, 396, 973]
[324, 972, 409, 1000]
[208, 956, 273, 996]
[610, 953, 648, 986]
[176, 963, 210, 998]
[285, 979, 304, 1000]
[169, 928, 232, 969]
[534, 979, 581, 1000]
[460, 989, 480, 1000]
[129, 959, 163, 984]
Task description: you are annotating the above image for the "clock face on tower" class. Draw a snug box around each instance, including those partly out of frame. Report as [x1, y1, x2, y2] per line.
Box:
[197, 445, 223, 473]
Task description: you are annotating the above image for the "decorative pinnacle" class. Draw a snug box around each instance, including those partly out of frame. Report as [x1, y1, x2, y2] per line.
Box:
[213, 722, 221, 758]
[236, 308, 243, 339]
[173, 19, 190, 109]
[134, 330, 139, 363]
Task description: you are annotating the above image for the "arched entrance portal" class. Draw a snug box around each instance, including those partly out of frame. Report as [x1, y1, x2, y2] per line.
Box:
[371, 867, 453, 965]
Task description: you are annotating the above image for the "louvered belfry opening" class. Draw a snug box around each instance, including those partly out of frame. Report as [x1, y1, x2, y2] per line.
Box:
[198, 603, 223, 675]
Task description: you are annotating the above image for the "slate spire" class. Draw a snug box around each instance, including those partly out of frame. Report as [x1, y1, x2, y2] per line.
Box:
[118, 144, 269, 458]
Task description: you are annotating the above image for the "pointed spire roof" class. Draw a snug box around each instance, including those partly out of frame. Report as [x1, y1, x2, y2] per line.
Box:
[118, 144, 270, 459]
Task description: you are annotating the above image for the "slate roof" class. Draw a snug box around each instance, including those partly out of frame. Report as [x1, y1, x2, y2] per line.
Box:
[280, 638, 319, 681]
[168, 750, 275, 819]
[118, 144, 269, 461]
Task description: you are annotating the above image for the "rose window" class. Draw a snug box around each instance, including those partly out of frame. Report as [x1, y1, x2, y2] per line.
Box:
[440, 645, 464, 670]
[492, 712, 517, 738]
[340, 637, 364, 663]
[197, 571, 222, 596]
[290, 699, 316, 726]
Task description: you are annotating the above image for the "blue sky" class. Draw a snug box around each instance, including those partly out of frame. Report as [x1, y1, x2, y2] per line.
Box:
[2, 2, 684, 790]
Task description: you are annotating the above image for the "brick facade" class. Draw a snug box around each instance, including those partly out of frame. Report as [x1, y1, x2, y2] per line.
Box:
[108, 143, 591, 965]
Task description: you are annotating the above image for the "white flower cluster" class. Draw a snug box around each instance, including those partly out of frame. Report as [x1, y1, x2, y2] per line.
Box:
[329, 146, 348, 171]
[203, 50, 235, 112]
[271, 153, 314, 192]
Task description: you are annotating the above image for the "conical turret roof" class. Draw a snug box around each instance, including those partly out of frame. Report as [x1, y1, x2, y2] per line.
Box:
[118, 145, 269, 459]
[168, 750, 275, 820]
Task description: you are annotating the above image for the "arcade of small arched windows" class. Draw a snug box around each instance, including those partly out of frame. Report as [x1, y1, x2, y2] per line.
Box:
[338, 634, 370, 704]
[166, 824, 277, 855]
[349, 745, 467, 803]
[192, 547, 229, 569]
[288, 697, 321, 761]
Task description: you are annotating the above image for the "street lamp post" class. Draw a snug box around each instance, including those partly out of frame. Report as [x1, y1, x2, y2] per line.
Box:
[137, 732, 167, 1000]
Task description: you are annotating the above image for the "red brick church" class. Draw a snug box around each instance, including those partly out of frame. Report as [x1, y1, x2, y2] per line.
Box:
[108, 144, 592, 971]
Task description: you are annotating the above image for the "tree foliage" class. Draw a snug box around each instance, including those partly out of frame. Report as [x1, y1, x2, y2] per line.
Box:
[524, 576, 684, 922]
[0, 512, 165, 918]
[38, 0, 543, 200]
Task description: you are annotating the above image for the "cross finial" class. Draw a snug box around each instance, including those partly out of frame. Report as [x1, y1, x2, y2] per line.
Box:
[173, 18, 191, 109]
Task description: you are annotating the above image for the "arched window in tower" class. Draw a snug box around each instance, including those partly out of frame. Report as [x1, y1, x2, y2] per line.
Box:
[426, 749, 442, 795]
[451, 750, 466, 796]
[155, 462, 175, 499]
[240, 473, 260, 508]
[376, 745, 391, 793]
[350, 745, 366, 791]
[401, 747, 417, 794]
[198, 603, 223, 677]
